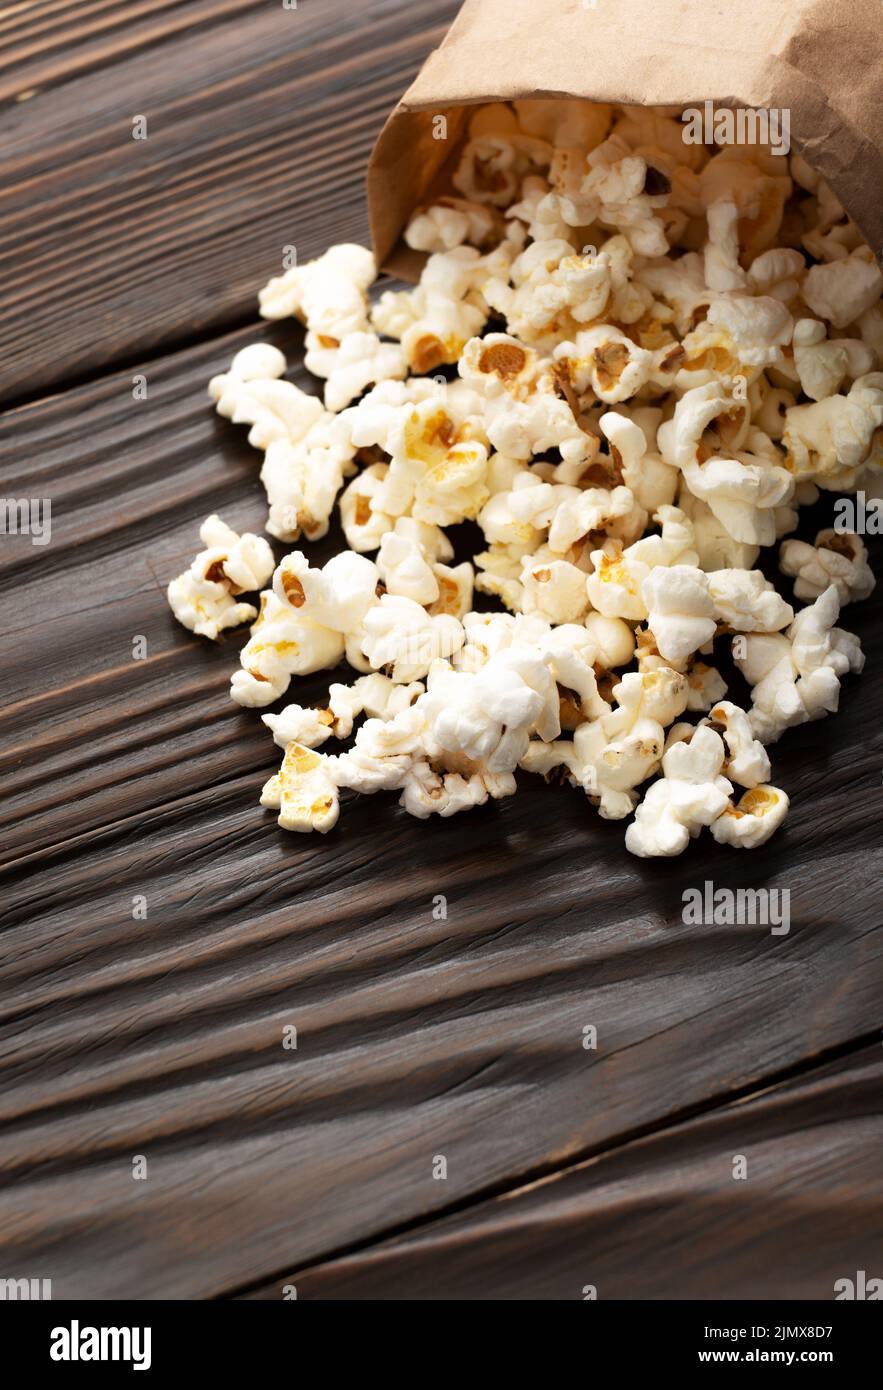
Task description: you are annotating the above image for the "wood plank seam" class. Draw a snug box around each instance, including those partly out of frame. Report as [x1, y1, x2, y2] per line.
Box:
[221, 1029, 883, 1298]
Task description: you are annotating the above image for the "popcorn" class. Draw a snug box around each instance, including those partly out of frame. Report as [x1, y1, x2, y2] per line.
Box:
[339, 464, 396, 552]
[377, 529, 439, 605]
[167, 515, 275, 640]
[260, 414, 356, 542]
[584, 610, 636, 670]
[710, 785, 790, 848]
[600, 410, 679, 513]
[356, 595, 465, 682]
[373, 247, 491, 373]
[734, 586, 864, 742]
[625, 725, 733, 858]
[453, 132, 552, 207]
[418, 647, 558, 773]
[554, 326, 654, 404]
[548, 142, 670, 256]
[483, 240, 617, 348]
[263, 672, 423, 749]
[209, 345, 325, 451]
[640, 565, 717, 666]
[274, 548, 379, 635]
[231, 593, 345, 707]
[521, 556, 589, 623]
[801, 248, 883, 330]
[382, 395, 490, 525]
[176, 99, 880, 861]
[782, 373, 883, 487]
[792, 319, 875, 403]
[400, 762, 515, 818]
[405, 198, 499, 253]
[566, 667, 690, 820]
[261, 743, 339, 834]
[585, 538, 649, 620]
[779, 529, 875, 604]
[258, 243, 376, 337]
[702, 701, 770, 788]
[304, 331, 407, 413]
[707, 568, 794, 631]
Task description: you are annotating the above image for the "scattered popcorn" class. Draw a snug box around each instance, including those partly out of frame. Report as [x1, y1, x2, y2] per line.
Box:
[710, 785, 790, 849]
[231, 593, 345, 707]
[261, 742, 340, 834]
[209, 345, 324, 451]
[305, 330, 406, 413]
[641, 565, 717, 666]
[259, 243, 376, 338]
[707, 568, 794, 631]
[702, 701, 770, 788]
[625, 724, 733, 857]
[167, 515, 275, 640]
[173, 98, 882, 861]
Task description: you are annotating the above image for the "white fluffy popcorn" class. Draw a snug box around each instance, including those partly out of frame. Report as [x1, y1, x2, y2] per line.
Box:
[734, 586, 864, 743]
[259, 243, 376, 338]
[641, 565, 717, 666]
[708, 569, 794, 632]
[209, 345, 325, 451]
[167, 515, 275, 640]
[779, 529, 874, 603]
[305, 330, 406, 412]
[231, 593, 345, 707]
[174, 98, 881, 860]
[625, 725, 733, 858]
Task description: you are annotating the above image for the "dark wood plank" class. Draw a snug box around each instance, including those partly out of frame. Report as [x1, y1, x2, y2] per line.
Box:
[250, 1044, 883, 1300]
[0, 0, 459, 405]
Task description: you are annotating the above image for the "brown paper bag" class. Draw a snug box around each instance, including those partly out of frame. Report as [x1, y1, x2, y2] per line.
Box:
[368, 0, 883, 278]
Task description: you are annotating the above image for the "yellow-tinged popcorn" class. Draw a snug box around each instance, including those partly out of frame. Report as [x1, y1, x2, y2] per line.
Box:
[304, 330, 407, 413]
[167, 514, 275, 641]
[231, 593, 345, 708]
[261, 743, 339, 835]
[710, 784, 789, 848]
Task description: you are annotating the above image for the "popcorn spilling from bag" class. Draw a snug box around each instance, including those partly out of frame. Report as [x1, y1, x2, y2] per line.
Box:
[167, 101, 881, 856]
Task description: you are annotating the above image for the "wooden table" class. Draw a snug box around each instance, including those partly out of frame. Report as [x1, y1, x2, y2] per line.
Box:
[2, 0, 882, 1301]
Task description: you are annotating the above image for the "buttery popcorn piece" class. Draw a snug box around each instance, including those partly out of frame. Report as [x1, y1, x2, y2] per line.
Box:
[167, 514, 275, 640]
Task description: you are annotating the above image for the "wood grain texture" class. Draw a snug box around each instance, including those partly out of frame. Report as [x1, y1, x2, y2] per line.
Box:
[252, 1045, 883, 1300]
[1, 0, 882, 1303]
[0, 0, 460, 405]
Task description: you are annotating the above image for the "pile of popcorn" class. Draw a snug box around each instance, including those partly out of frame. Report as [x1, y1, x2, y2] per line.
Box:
[168, 100, 882, 856]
